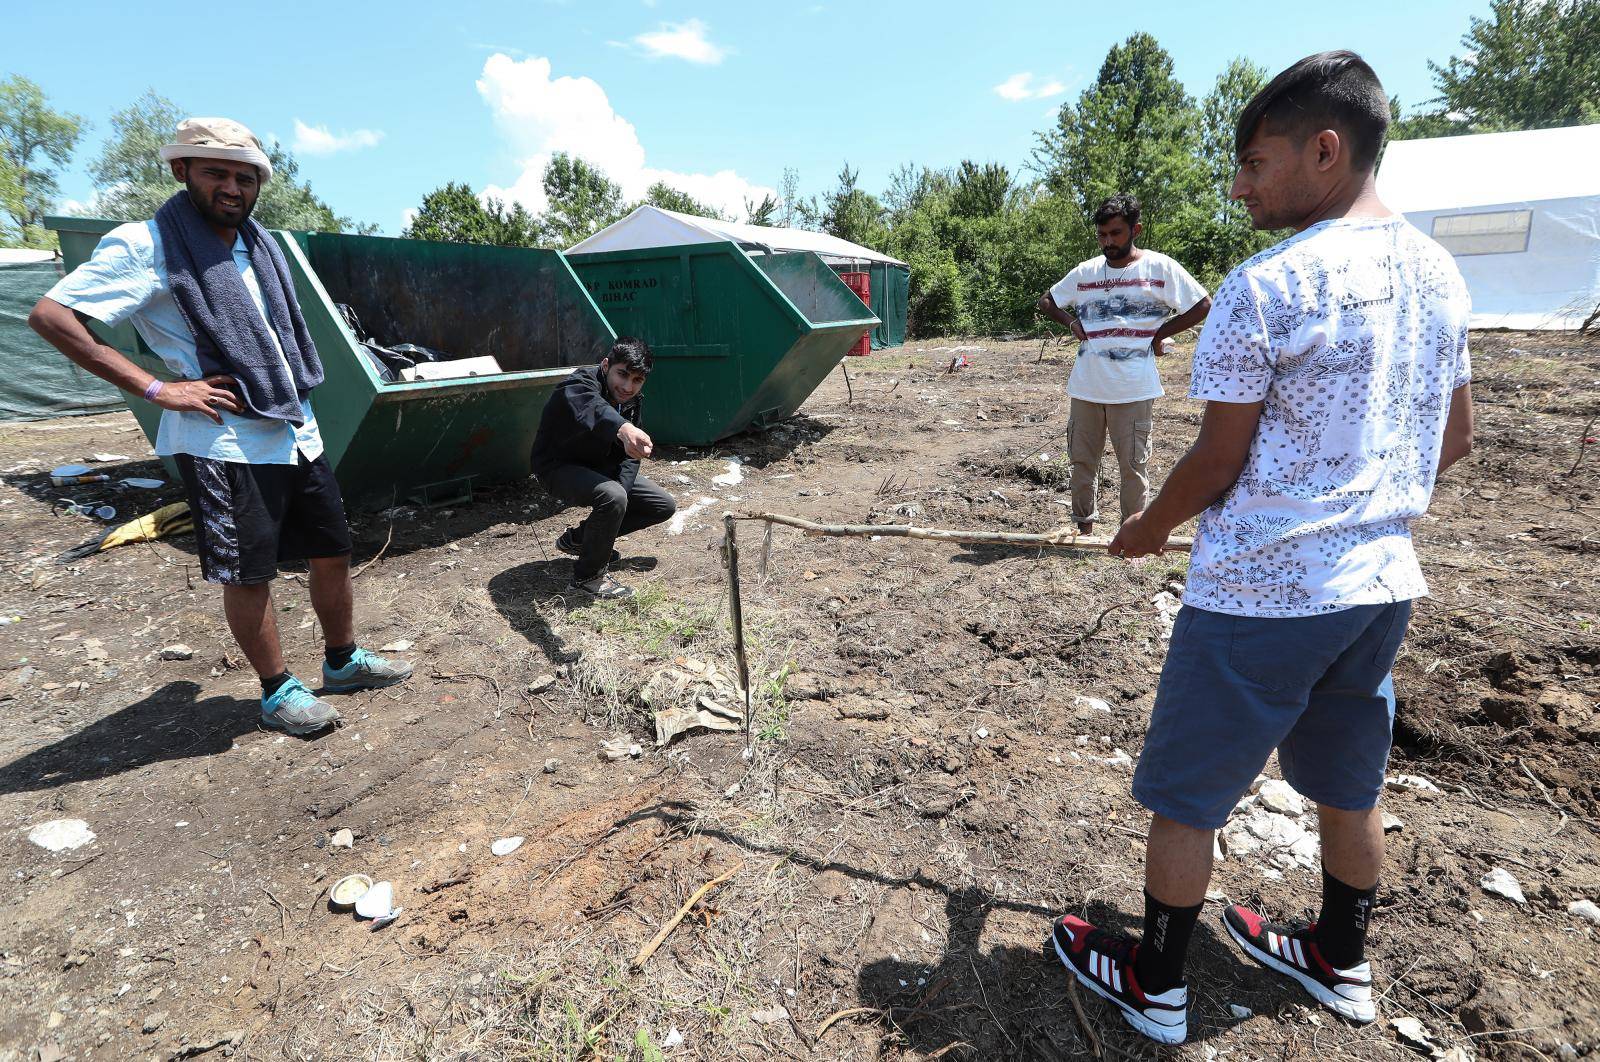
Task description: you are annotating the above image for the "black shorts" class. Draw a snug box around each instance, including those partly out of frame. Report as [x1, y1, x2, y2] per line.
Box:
[175, 451, 352, 586]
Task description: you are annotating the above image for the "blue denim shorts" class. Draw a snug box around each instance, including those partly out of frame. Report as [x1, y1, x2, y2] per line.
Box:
[1132, 601, 1412, 831]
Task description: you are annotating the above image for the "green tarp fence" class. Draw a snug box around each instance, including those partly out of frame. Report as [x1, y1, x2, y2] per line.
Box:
[828, 261, 908, 349]
[0, 256, 124, 421]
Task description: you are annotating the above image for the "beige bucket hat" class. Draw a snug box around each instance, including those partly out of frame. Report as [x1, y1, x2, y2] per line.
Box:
[159, 117, 274, 182]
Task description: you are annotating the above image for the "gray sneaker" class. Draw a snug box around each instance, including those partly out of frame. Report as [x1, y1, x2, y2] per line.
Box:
[322, 648, 415, 693]
[572, 573, 633, 600]
[262, 676, 342, 735]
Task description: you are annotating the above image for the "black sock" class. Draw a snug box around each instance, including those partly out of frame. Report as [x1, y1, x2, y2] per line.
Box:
[1313, 866, 1377, 968]
[325, 644, 357, 669]
[1134, 890, 1202, 993]
[261, 671, 292, 697]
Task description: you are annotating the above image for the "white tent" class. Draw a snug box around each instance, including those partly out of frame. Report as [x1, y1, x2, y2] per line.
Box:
[1377, 124, 1600, 330]
[567, 205, 907, 267]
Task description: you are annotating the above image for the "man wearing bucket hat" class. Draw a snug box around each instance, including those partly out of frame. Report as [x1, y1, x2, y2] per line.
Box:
[30, 117, 412, 737]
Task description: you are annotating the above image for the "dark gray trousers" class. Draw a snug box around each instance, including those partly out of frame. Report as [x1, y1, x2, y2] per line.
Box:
[538, 465, 676, 579]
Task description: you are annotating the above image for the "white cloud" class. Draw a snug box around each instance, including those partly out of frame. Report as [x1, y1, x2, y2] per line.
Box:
[994, 72, 1067, 102]
[292, 119, 385, 156]
[632, 19, 727, 64]
[475, 53, 773, 223]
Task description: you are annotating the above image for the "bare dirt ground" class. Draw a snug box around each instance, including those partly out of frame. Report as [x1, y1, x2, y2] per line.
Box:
[1, 331, 1597, 1062]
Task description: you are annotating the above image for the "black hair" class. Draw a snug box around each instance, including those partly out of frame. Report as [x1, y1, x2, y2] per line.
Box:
[1093, 194, 1141, 229]
[606, 336, 653, 374]
[1235, 50, 1390, 172]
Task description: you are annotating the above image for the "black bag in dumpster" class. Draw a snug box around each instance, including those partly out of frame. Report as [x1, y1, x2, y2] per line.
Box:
[336, 303, 455, 384]
[391, 343, 447, 363]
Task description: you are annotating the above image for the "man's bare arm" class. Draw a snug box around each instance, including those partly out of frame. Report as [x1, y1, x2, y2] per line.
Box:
[1151, 296, 1212, 351]
[1107, 399, 1263, 556]
[28, 297, 242, 424]
[1437, 382, 1473, 476]
[1035, 292, 1086, 340]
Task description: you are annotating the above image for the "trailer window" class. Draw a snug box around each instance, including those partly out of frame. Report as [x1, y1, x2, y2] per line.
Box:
[1431, 209, 1532, 256]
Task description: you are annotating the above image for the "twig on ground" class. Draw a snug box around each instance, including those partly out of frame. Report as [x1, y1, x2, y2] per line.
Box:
[840, 361, 853, 405]
[967, 952, 1016, 1050]
[1068, 600, 1139, 647]
[1519, 758, 1571, 834]
[815, 1007, 883, 1039]
[1066, 978, 1103, 1059]
[352, 515, 396, 580]
[260, 886, 291, 939]
[1566, 413, 1598, 476]
[629, 865, 738, 971]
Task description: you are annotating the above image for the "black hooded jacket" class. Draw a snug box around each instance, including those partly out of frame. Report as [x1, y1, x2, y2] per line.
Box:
[529, 365, 643, 491]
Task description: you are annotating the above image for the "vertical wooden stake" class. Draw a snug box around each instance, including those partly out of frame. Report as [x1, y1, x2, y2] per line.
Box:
[723, 514, 754, 750]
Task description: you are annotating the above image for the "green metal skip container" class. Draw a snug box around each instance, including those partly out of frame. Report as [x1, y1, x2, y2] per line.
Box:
[46, 217, 615, 507]
[566, 242, 879, 446]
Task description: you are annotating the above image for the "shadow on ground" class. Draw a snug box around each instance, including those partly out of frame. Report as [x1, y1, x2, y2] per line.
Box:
[0, 680, 272, 795]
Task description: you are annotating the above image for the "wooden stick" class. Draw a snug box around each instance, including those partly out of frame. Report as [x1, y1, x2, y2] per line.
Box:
[723, 515, 754, 750]
[1066, 978, 1103, 1059]
[815, 1007, 884, 1038]
[629, 866, 738, 971]
[734, 511, 1193, 553]
[840, 360, 854, 405]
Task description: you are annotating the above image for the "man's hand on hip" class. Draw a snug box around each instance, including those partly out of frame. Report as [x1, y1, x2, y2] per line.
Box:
[155, 375, 243, 425]
[618, 422, 654, 460]
[1070, 318, 1088, 342]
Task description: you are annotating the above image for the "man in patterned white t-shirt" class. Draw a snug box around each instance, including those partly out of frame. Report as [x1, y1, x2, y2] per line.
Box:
[1047, 52, 1474, 1045]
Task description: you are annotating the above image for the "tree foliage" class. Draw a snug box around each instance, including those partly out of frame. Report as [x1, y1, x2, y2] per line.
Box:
[643, 181, 725, 220]
[1422, 0, 1600, 134]
[0, 75, 85, 248]
[536, 152, 628, 248]
[83, 90, 374, 233]
[402, 181, 539, 247]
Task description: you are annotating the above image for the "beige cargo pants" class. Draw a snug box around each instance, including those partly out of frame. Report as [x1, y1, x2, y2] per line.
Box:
[1067, 398, 1154, 526]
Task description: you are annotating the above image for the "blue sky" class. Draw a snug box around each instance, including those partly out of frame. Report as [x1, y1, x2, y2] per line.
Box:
[7, 0, 1488, 236]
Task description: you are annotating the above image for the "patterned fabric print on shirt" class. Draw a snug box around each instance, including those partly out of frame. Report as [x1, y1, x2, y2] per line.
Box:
[1184, 216, 1472, 618]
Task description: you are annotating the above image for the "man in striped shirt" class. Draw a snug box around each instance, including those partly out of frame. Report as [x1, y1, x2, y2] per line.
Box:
[1037, 194, 1212, 534]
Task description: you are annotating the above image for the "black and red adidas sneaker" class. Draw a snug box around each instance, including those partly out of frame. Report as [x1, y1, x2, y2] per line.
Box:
[1221, 905, 1375, 1023]
[1050, 915, 1188, 1045]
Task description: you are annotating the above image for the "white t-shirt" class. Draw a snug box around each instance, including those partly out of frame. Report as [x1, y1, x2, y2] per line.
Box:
[1049, 250, 1208, 404]
[1184, 215, 1472, 618]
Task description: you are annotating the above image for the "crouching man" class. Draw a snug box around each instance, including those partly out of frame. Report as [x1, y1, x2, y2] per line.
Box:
[530, 337, 676, 600]
[29, 117, 412, 737]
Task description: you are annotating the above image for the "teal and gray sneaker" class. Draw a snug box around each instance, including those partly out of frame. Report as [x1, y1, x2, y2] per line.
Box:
[262, 676, 342, 735]
[322, 648, 415, 693]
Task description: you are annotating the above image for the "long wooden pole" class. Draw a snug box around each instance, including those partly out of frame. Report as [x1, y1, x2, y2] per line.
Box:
[731, 511, 1193, 553]
[723, 515, 754, 751]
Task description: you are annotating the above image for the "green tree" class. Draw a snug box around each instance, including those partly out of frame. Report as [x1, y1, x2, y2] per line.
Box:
[949, 161, 1013, 219]
[778, 167, 818, 230]
[0, 75, 85, 248]
[819, 164, 887, 250]
[84, 90, 373, 233]
[744, 193, 778, 226]
[1424, 0, 1600, 132]
[537, 152, 626, 247]
[1036, 33, 1206, 237]
[403, 181, 538, 246]
[1191, 57, 1279, 283]
[642, 181, 725, 220]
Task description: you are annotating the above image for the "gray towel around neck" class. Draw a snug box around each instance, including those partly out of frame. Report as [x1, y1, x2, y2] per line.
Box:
[154, 191, 323, 424]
